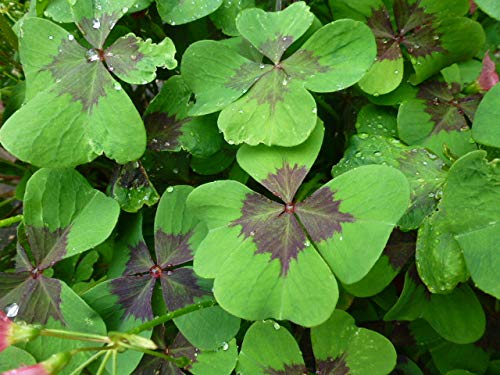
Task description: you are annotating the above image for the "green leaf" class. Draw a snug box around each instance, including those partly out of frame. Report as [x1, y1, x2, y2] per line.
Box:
[472, 83, 500, 148]
[333, 134, 447, 230]
[385, 271, 486, 344]
[105, 33, 176, 84]
[355, 104, 398, 137]
[144, 75, 223, 157]
[0, 346, 36, 372]
[416, 151, 500, 296]
[311, 310, 397, 374]
[474, 0, 500, 19]
[24, 168, 120, 263]
[111, 161, 160, 213]
[156, 0, 223, 25]
[0, 17, 153, 167]
[210, 0, 255, 36]
[235, 2, 314, 64]
[190, 339, 238, 375]
[237, 320, 306, 375]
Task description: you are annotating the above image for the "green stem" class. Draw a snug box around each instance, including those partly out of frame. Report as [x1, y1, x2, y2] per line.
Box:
[0, 214, 22, 228]
[0, 14, 17, 51]
[68, 351, 106, 375]
[0, 159, 26, 172]
[96, 351, 112, 375]
[124, 345, 190, 368]
[128, 299, 217, 335]
[275, 0, 282, 11]
[40, 328, 111, 343]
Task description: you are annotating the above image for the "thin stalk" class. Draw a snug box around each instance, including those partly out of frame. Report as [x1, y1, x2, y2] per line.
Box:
[40, 328, 111, 343]
[0, 159, 26, 171]
[128, 299, 217, 335]
[0, 14, 17, 51]
[275, 0, 282, 11]
[0, 197, 16, 209]
[68, 351, 106, 375]
[96, 351, 112, 375]
[123, 345, 189, 368]
[112, 349, 118, 375]
[0, 214, 22, 228]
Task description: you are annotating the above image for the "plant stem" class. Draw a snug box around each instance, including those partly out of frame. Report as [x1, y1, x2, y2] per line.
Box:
[0, 214, 23, 228]
[96, 351, 112, 375]
[125, 346, 190, 368]
[128, 299, 217, 335]
[40, 328, 111, 343]
[275, 0, 282, 11]
[0, 197, 16, 209]
[68, 351, 106, 375]
[0, 14, 18, 51]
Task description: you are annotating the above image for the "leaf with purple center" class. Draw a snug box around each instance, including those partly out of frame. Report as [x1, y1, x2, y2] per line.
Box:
[237, 320, 307, 375]
[0, 169, 112, 372]
[398, 80, 481, 161]
[331, 0, 485, 95]
[188, 123, 410, 326]
[311, 310, 397, 375]
[385, 269, 486, 344]
[333, 134, 447, 230]
[98, 186, 239, 351]
[0, 0, 176, 167]
[182, 1, 376, 146]
[144, 75, 223, 158]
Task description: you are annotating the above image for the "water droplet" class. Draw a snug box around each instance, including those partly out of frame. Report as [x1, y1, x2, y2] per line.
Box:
[171, 21, 176, 26]
[68, 34, 74, 41]
[131, 54, 137, 61]
[238, 109, 244, 114]
[4, 303, 19, 318]
[373, 92, 380, 97]
[86, 49, 100, 62]
[355, 151, 362, 158]
[394, 70, 399, 74]
[422, 161, 428, 166]
[273, 322, 280, 330]
[227, 140, 235, 145]
[259, 63, 265, 69]
[339, 236, 343, 241]
[358, 133, 369, 139]
[428, 153, 437, 160]
[48, 35, 54, 40]
[312, 108, 317, 114]
[282, 78, 288, 86]
[172, 168, 179, 174]
[122, 6, 128, 13]
[166, 186, 174, 193]
[92, 18, 101, 29]
[56, 78, 62, 83]
[433, 35, 440, 40]
[114, 82, 121, 90]
[374, 151, 382, 157]
[221, 342, 229, 351]
[376, 123, 383, 129]
[250, 231, 255, 236]
[304, 240, 310, 247]
[109, 66, 114, 72]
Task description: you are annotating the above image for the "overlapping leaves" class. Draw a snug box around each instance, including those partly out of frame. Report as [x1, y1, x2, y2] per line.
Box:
[0, 0, 176, 167]
[182, 1, 376, 146]
[188, 123, 410, 326]
[331, 0, 485, 95]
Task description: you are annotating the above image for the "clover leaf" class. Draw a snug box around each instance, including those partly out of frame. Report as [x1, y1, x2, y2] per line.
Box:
[0, 0, 176, 167]
[331, 0, 485, 95]
[187, 123, 410, 326]
[472, 83, 500, 148]
[182, 1, 376, 147]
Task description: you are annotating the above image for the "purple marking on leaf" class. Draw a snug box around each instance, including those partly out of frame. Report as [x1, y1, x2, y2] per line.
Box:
[316, 356, 349, 375]
[144, 112, 188, 151]
[155, 230, 194, 268]
[111, 274, 156, 321]
[25, 226, 69, 271]
[116, 161, 150, 190]
[160, 267, 207, 311]
[125, 241, 155, 275]
[225, 62, 266, 92]
[45, 38, 111, 112]
[417, 81, 482, 133]
[259, 34, 294, 63]
[105, 34, 144, 76]
[77, 13, 122, 49]
[284, 49, 330, 80]
[261, 163, 309, 203]
[264, 363, 308, 375]
[0, 273, 64, 325]
[367, 7, 402, 61]
[296, 187, 355, 244]
[231, 193, 307, 276]
[383, 230, 416, 270]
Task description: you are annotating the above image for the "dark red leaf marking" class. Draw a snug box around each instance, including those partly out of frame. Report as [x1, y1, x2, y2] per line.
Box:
[383, 230, 416, 270]
[316, 356, 349, 375]
[264, 363, 308, 375]
[296, 187, 355, 244]
[260, 163, 308, 203]
[144, 112, 188, 151]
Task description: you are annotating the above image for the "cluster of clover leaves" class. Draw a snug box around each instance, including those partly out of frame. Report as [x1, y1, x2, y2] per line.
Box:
[0, 0, 499, 374]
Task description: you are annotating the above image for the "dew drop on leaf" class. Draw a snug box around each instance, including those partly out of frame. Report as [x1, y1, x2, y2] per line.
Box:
[4, 303, 19, 318]
[92, 18, 101, 29]
[166, 186, 174, 193]
[273, 322, 280, 330]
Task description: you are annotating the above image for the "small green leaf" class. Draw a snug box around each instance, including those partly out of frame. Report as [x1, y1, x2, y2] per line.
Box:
[237, 320, 306, 375]
[210, 0, 255, 36]
[311, 310, 397, 375]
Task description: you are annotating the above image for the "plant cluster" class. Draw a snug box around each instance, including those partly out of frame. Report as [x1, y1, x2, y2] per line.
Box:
[0, 0, 499, 374]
